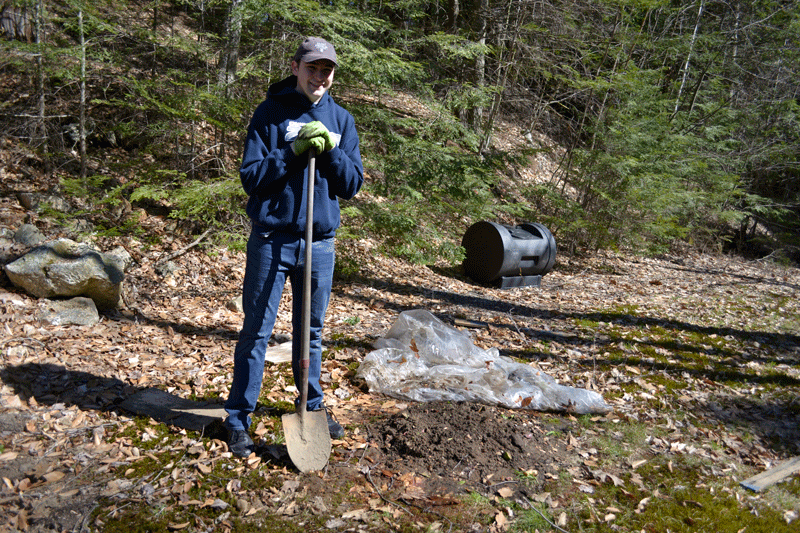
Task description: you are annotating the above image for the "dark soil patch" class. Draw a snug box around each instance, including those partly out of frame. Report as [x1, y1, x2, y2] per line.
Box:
[365, 401, 577, 499]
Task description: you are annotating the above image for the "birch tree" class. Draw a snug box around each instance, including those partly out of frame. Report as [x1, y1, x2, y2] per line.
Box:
[672, 0, 704, 118]
[34, 0, 47, 162]
[77, 5, 87, 179]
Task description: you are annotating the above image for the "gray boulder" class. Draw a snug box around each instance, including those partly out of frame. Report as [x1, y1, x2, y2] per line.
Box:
[4, 238, 125, 310]
[37, 296, 100, 326]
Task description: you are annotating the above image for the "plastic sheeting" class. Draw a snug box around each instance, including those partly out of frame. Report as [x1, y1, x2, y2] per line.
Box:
[357, 309, 611, 415]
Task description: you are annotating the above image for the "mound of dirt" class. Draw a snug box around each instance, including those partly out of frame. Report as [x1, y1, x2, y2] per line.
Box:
[365, 401, 578, 498]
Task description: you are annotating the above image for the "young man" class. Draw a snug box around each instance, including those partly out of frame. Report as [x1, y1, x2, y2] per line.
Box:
[224, 37, 364, 458]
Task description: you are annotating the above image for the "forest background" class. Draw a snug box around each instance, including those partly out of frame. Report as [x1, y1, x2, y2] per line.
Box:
[1, 0, 798, 267]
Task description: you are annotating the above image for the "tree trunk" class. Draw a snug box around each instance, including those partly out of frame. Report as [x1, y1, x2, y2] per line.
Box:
[78, 8, 87, 180]
[215, 0, 243, 165]
[448, 0, 459, 32]
[217, 0, 243, 94]
[673, 0, 704, 118]
[478, 1, 522, 155]
[34, 0, 47, 167]
[151, 0, 158, 78]
[471, 0, 488, 132]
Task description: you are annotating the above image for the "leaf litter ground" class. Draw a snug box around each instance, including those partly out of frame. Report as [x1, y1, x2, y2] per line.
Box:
[1, 206, 799, 531]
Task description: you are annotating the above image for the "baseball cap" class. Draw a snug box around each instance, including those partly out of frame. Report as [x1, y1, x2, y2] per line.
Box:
[293, 37, 338, 66]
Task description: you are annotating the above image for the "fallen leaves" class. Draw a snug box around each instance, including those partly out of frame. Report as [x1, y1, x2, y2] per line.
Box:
[589, 469, 625, 487]
[1, 225, 799, 533]
[397, 472, 427, 501]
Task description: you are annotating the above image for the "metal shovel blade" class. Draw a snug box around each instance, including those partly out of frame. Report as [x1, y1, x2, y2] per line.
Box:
[282, 408, 331, 473]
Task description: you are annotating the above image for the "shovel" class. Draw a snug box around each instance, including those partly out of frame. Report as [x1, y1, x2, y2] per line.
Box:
[282, 149, 332, 472]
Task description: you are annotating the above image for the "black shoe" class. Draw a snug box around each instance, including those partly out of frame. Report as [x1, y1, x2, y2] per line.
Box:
[324, 409, 345, 440]
[228, 429, 255, 458]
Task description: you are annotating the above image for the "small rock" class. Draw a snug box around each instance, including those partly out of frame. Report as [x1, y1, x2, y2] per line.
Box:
[226, 295, 243, 313]
[310, 495, 328, 514]
[210, 498, 229, 510]
[140, 483, 156, 498]
[37, 297, 100, 326]
[16, 192, 71, 213]
[108, 245, 135, 272]
[14, 224, 44, 246]
[155, 261, 178, 277]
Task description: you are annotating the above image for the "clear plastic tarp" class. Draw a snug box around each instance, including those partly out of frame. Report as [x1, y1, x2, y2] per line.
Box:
[357, 309, 611, 415]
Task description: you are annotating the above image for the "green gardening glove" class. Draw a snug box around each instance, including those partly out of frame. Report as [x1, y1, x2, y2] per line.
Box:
[291, 135, 327, 156]
[298, 121, 335, 152]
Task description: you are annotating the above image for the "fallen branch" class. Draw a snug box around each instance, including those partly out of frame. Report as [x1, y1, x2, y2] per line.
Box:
[155, 227, 213, 266]
[361, 466, 413, 516]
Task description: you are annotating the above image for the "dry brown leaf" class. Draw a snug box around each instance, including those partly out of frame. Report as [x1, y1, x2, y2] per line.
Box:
[497, 486, 514, 498]
[226, 479, 241, 493]
[398, 473, 426, 500]
[629, 459, 647, 469]
[42, 471, 65, 483]
[426, 495, 459, 506]
[567, 432, 579, 447]
[0, 451, 19, 462]
[187, 444, 205, 455]
[71, 411, 86, 428]
[15, 509, 29, 531]
[341, 508, 370, 521]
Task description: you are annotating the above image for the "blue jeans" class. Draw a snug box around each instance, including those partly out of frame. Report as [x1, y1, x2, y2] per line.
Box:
[225, 230, 335, 432]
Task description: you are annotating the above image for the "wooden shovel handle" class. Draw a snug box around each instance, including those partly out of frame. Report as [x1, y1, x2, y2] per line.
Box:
[299, 149, 315, 414]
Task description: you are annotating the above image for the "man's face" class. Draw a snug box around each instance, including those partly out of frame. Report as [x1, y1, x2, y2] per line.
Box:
[292, 59, 335, 103]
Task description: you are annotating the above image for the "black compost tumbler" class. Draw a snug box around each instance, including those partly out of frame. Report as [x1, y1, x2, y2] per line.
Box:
[462, 221, 557, 288]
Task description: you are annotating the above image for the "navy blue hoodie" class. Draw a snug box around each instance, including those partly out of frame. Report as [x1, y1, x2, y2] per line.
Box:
[239, 75, 364, 239]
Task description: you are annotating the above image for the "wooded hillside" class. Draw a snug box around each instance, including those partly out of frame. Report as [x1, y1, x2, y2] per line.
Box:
[1, 0, 798, 264]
